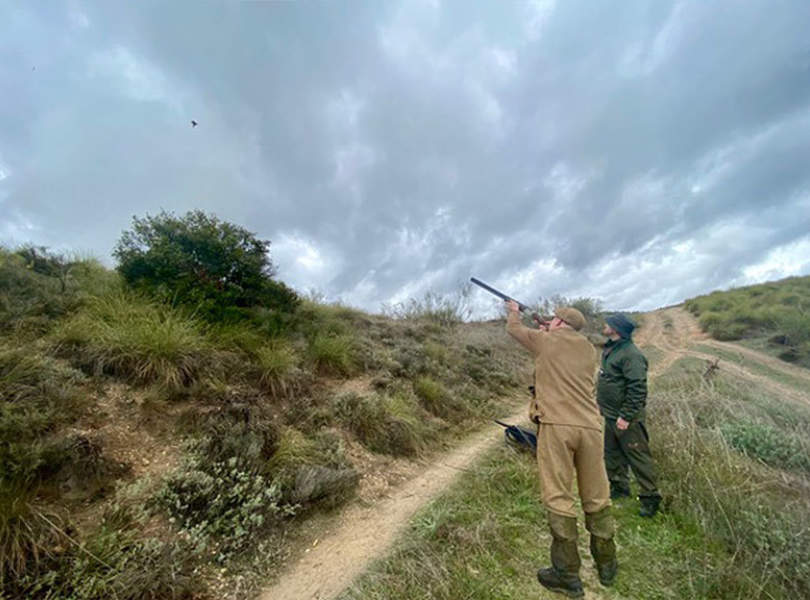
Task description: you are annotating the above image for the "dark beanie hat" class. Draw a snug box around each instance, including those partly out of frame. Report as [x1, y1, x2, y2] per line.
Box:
[605, 313, 636, 338]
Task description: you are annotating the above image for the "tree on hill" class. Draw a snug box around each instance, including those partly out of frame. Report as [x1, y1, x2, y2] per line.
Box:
[114, 210, 299, 321]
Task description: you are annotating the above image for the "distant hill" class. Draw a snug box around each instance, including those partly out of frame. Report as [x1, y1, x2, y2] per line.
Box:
[685, 275, 810, 367]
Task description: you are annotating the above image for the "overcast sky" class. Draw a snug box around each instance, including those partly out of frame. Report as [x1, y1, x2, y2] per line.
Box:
[2, 0, 810, 316]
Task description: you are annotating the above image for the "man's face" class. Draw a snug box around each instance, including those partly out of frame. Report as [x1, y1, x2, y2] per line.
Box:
[603, 323, 617, 337]
[549, 316, 565, 331]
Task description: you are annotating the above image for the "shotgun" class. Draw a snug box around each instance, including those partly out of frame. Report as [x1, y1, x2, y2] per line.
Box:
[470, 277, 545, 324]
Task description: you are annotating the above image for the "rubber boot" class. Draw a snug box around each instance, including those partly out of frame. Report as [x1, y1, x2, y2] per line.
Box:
[537, 513, 584, 598]
[639, 494, 661, 518]
[585, 507, 618, 586]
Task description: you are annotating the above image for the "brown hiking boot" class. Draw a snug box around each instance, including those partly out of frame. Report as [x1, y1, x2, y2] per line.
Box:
[536, 567, 585, 598]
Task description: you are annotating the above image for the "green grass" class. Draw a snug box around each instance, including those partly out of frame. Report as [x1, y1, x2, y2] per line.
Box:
[52, 292, 210, 388]
[685, 275, 810, 365]
[694, 343, 810, 391]
[338, 445, 745, 600]
[332, 391, 437, 456]
[341, 357, 810, 600]
[307, 333, 357, 376]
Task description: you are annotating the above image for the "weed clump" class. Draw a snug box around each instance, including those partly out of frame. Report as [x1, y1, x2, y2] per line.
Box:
[719, 420, 810, 474]
[650, 360, 810, 597]
[413, 376, 469, 422]
[159, 457, 292, 560]
[52, 292, 209, 388]
[307, 333, 356, 376]
[332, 392, 432, 456]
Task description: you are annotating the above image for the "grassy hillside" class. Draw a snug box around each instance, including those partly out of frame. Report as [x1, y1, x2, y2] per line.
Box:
[0, 247, 530, 600]
[339, 346, 810, 600]
[685, 275, 810, 366]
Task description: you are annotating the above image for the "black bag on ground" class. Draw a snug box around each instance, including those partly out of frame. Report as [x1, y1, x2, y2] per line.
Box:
[494, 419, 537, 452]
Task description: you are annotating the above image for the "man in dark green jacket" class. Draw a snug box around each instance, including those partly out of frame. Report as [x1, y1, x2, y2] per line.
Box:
[597, 314, 662, 517]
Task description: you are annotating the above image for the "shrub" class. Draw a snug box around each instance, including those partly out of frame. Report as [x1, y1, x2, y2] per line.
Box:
[12, 526, 199, 600]
[382, 286, 472, 327]
[307, 333, 356, 376]
[332, 392, 431, 456]
[113, 210, 299, 322]
[159, 457, 292, 560]
[719, 420, 810, 474]
[294, 300, 364, 338]
[0, 250, 72, 336]
[256, 340, 300, 396]
[266, 428, 358, 507]
[190, 396, 281, 465]
[52, 292, 209, 388]
[0, 349, 87, 489]
[413, 376, 469, 422]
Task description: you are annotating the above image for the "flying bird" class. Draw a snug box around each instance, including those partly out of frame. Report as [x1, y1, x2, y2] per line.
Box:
[191, 120, 198, 128]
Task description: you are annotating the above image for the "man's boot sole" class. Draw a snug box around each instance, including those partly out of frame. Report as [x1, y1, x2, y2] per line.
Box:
[537, 575, 585, 598]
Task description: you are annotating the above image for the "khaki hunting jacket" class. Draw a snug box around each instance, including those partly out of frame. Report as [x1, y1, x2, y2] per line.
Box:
[506, 311, 602, 431]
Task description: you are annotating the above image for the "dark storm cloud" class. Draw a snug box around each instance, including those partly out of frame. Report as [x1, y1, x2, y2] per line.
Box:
[2, 0, 809, 314]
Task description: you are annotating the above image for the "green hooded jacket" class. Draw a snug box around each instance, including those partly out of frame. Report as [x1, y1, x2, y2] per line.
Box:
[596, 338, 648, 422]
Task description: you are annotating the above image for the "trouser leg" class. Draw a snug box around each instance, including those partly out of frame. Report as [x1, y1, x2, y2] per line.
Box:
[618, 421, 660, 499]
[603, 420, 630, 496]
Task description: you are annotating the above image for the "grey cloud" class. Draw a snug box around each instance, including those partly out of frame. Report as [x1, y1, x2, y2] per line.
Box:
[2, 0, 810, 313]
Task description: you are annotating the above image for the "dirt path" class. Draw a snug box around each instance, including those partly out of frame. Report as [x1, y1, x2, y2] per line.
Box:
[260, 404, 529, 600]
[637, 307, 810, 406]
[261, 307, 810, 600]
[700, 338, 810, 384]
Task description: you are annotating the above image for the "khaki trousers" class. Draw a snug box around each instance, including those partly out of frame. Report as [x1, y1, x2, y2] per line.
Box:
[537, 424, 611, 517]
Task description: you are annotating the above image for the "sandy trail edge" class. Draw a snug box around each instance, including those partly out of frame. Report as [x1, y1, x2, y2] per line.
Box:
[259, 404, 528, 600]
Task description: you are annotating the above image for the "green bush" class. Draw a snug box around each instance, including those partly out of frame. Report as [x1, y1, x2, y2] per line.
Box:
[720, 420, 810, 473]
[113, 210, 299, 322]
[52, 292, 209, 388]
[413, 376, 468, 422]
[12, 526, 199, 600]
[266, 428, 358, 508]
[0, 250, 72, 336]
[0, 349, 87, 489]
[307, 333, 356, 376]
[382, 287, 472, 327]
[256, 340, 300, 395]
[159, 457, 293, 560]
[332, 392, 432, 456]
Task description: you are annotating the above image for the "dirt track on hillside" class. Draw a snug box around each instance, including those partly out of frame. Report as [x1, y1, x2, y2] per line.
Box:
[259, 404, 534, 600]
[259, 308, 809, 600]
[637, 307, 810, 406]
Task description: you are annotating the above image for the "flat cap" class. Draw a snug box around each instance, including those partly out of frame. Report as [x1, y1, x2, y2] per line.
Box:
[555, 307, 586, 331]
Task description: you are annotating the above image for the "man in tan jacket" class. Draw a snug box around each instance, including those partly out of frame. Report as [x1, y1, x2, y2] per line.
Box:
[506, 301, 617, 597]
